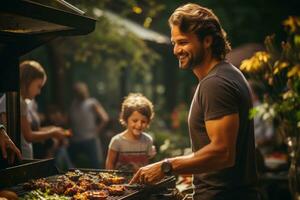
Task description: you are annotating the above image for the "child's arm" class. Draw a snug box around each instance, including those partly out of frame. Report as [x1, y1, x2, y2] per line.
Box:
[147, 135, 156, 159]
[105, 149, 118, 170]
[148, 145, 157, 159]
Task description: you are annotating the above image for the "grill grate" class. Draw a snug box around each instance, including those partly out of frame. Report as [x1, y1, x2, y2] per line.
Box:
[9, 169, 175, 200]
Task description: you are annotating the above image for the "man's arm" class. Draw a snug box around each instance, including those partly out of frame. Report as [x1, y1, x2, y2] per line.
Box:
[0, 124, 22, 163]
[170, 113, 238, 174]
[130, 113, 239, 184]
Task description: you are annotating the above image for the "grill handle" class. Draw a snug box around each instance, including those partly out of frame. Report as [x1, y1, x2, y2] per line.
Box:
[151, 188, 184, 200]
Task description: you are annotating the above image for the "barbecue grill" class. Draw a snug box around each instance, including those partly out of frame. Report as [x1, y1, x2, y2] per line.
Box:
[0, 2, 179, 199]
[0, 158, 177, 200]
[0, 0, 96, 167]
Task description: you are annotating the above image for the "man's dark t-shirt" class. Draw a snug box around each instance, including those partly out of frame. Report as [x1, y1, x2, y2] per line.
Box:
[188, 61, 258, 200]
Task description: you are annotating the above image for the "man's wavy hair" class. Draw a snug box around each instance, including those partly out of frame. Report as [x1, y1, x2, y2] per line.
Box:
[168, 3, 231, 60]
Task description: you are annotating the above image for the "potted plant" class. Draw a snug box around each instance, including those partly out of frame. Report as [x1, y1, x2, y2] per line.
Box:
[240, 16, 300, 200]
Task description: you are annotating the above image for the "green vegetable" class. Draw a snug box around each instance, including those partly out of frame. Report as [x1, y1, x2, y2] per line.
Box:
[20, 189, 70, 200]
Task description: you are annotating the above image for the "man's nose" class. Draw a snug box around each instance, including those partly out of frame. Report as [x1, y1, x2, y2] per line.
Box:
[173, 44, 182, 56]
[173, 44, 178, 55]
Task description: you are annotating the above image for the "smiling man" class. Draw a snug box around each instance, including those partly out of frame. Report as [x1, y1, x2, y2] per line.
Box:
[130, 3, 258, 200]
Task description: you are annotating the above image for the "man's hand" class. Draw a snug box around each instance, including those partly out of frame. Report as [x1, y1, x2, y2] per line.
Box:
[129, 161, 165, 185]
[0, 128, 22, 164]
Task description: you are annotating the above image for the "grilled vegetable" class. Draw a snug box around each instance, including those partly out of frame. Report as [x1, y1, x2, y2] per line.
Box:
[20, 189, 70, 200]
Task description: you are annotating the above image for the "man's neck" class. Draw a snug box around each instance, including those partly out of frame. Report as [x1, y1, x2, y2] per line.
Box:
[192, 57, 221, 80]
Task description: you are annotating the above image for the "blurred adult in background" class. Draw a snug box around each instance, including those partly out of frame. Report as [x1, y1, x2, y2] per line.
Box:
[249, 80, 275, 155]
[69, 82, 109, 168]
[0, 60, 67, 159]
[0, 123, 22, 165]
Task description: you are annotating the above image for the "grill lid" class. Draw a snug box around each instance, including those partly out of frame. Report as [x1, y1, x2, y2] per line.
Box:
[0, 0, 97, 92]
[0, 0, 96, 56]
[0, 0, 95, 35]
[0, 0, 96, 164]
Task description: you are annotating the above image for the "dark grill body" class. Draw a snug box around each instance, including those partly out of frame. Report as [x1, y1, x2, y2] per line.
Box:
[0, 158, 177, 200]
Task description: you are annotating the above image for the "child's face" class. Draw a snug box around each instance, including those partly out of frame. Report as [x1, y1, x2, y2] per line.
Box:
[127, 111, 149, 138]
[27, 78, 45, 99]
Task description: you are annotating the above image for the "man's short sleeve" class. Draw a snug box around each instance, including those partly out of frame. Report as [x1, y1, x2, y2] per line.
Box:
[200, 76, 239, 121]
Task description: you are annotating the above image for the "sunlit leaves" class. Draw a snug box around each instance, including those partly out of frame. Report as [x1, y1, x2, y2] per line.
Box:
[143, 17, 152, 28]
[241, 16, 300, 136]
[240, 51, 270, 73]
[283, 16, 300, 34]
[294, 35, 300, 47]
[287, 65, 300, 77]
[132, 6, 142, 14]
[273, 61, 289, 75]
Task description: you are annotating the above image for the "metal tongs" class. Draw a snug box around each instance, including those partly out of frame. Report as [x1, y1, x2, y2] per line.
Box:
[122, 183, 146, 189]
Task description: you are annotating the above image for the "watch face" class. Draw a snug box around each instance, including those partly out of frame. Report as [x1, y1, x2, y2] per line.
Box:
[162, 161, 172, 174]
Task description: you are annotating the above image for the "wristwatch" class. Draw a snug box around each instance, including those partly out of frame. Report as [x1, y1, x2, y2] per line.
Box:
[161, 159, 173, 176]
[0, 124, 5, 133]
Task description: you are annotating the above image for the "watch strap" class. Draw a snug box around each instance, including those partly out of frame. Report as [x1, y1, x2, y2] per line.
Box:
[162, 158, 173, 175]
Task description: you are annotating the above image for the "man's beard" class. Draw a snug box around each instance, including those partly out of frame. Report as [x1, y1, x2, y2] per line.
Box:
[179, 49, 204, 70]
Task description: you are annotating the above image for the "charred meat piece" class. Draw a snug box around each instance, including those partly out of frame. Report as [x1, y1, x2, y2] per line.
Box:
[50, 182, 68, 195]
[23, 178, 50, 191]
[97, 183, 107, 190]
[86, 182, 102, 190]
[72, 190, 108, 200]
[66, 170, 84, 181]
[98, 173, 125, 185]
[107, 185, 125, 196]
[72, 192, 88, 200]
[77, 179, 93, 190]
[65, 185, 84, 196]
[85, 190, 108, 200]
[49, 177, 75, 195]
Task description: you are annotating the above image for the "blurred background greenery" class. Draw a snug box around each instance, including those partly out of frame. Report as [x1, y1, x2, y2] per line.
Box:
[22, 0, 299, 158]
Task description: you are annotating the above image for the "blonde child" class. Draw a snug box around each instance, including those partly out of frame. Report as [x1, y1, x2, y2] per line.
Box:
[105, 93, 155, 172]
[0, 60, 67, 159]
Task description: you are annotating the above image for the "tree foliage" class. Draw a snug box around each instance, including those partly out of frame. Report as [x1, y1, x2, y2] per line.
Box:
[241, 17, 300, 137]
[27, 0, 299, 122]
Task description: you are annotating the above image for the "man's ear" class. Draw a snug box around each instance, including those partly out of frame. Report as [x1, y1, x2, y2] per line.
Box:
[203, 35, 213, 49]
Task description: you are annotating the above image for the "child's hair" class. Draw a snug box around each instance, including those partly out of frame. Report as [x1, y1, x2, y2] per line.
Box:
[119, 93, 154, 126]
[19, 60, 47, 94]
